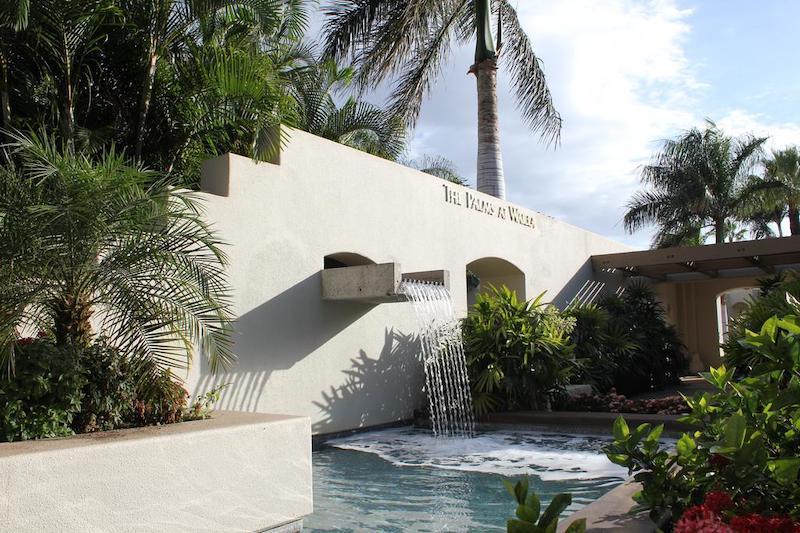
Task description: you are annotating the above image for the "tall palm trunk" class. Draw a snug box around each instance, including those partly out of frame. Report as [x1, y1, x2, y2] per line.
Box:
[472, 0, 505, 200]
[714, 218, 725, 244]
[789, 204, 800, 236]
[134, 40, 159, 159]
[474, 59, 505, 199]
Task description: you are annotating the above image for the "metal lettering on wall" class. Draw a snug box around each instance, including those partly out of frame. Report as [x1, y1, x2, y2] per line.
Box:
[442, 183, 535, 229]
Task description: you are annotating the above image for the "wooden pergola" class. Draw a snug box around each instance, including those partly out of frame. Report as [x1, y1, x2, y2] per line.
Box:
[592, 236, 800, 282]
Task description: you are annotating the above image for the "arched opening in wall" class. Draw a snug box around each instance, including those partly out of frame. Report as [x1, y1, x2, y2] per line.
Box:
[466, 257, 526, 307]
[323, 252, 376, 269]
[716, 286, 759, 350]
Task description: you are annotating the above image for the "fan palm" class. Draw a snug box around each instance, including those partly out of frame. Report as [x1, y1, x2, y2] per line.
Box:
[0, 132, 234, 375]
[290, 59, 405, 159]
[323, 0, 561, 200]
[624, 121, 767, 247]
[402, 154, 468, 185]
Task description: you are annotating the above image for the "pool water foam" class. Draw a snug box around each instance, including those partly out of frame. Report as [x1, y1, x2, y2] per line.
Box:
[306, 427, 627, 532]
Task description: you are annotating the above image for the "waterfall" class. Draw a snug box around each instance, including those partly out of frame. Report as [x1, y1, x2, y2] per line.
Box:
[400, 280, 475, 438]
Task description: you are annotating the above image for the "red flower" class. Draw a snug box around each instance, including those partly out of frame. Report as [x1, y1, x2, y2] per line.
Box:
[704, 491, 734, 515]
[675, 505, 733, 533]
[16, 337, 34, 346]
[730, 514, 800, 533]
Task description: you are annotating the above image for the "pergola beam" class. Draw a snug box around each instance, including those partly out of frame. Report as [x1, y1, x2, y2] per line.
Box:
[676, 261, 718, 278]
[746, 255, 775, 274]
[620, 266, 667, 282]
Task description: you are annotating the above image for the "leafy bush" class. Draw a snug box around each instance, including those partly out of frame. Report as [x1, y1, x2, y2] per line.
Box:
[604, 315, 800, 529]
[73, 340, 137, 433]
[0, 339, 86, 441]
[722, 272, 800, 374]
[503, 477, 586, 532]
[1, 339, 224, 441]
[567, 282, 686, 395]
[463, 286, 576, 415]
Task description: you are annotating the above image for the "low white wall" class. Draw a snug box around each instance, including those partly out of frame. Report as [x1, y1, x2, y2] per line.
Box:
[187, 128, 631, 434]
[0, 412, 312, 532]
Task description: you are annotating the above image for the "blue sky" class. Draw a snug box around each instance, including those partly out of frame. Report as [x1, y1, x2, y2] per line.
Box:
[312, 1, 800, 248]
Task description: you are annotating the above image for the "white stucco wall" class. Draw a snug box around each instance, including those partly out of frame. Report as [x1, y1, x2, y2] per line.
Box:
[186, 128, 631, 434]
[0, 412, 311, 532]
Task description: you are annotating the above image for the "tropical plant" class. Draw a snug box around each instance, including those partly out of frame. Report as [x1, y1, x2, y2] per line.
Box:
[605, 316, 800, 529]
[0, 133, 234, 376]
[323, 0, 561, 199]
[402, 154, 468, 185]
[567, 282, 686, 395]
[290, 59, 405, 159]
[624, 121, 768, 247]
[761, 146, 800, 235]
[0, 338, 86, 441]
[462, 285, 575, 415]
[2, 0, 309, 182]
[503, 477, 586, 533]
[721, 272, 800, 375]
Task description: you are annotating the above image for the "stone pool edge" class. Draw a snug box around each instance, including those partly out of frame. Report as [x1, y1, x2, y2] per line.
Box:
[558, 480, 654, 532]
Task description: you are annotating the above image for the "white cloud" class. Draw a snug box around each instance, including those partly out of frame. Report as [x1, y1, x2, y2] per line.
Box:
[716, 109, 800, 152]
[407, 0, 703, 247]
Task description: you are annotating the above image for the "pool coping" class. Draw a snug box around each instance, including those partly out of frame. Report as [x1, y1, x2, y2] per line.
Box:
[557, 480, 654, 532]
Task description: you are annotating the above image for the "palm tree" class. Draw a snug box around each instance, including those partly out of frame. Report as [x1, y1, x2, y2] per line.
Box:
[401, 154, 468, 185]
[322, 0, 561, 200]
[0, 0, 29, 129]
[762, 147, 800, 235]
[624, 121, 767, 247]
[290, 59, 405, 159]
[121, 0, 304, 159]
[0, 132, 234, 374]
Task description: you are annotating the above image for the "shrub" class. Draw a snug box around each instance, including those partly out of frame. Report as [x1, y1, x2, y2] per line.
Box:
[73, 340, 137, 433]
[604, 315, 800, 529]
[0, 339, 86, 442]
[722, 272, 800, 374]
[567, 282, 686, 395]
[1, 338, 223, 441]
[463, 286, 576, 415]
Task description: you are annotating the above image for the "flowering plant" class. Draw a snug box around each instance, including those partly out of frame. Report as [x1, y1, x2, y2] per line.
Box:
[674, 491, 800, 533]
[604, 315, 800, 528]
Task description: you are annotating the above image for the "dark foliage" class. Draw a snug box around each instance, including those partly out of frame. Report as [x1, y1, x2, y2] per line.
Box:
[567, 281, 687, 395]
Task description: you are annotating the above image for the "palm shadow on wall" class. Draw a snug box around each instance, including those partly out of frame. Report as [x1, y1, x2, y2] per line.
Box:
[193, 271, 374, 411]
[312, 328, 425, 434]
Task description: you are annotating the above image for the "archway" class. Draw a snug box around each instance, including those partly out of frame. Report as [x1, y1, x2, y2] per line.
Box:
[716, 286, 759, 346]
[466, 257, 526, 306]
[323, 252, 376, 269]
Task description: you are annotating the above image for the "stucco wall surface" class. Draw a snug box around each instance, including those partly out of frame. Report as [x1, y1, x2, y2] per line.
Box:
[655, 276, 761, 371]
[186, 128, 631, 434]
[0, 412, 312, 532]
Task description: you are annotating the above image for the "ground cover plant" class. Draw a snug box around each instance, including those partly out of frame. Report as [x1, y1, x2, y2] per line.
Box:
[556, 390, 689, 415]
[604, 314, 800, 531]
[463, 286, 576, 415]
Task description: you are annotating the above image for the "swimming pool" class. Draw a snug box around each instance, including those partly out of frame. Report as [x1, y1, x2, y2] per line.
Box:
[306, 427, 627, 532]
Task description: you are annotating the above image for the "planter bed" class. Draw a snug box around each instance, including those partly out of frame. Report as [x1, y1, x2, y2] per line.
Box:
[0, 411, 312, 532]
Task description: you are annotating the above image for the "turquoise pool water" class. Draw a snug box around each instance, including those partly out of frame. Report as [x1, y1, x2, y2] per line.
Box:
[306, 427, 626, 532]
